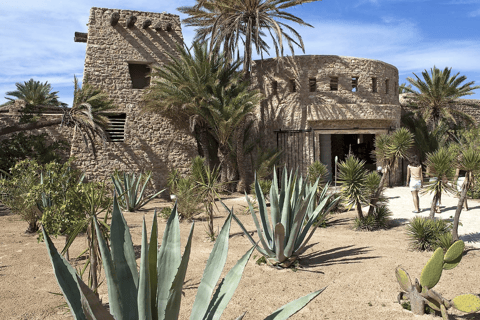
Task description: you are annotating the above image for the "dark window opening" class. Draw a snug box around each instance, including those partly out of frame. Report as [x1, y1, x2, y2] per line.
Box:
[309, 78, 316, 92]
[272, 81, 278, 95]
[352, 77, 358, 92]
[385, 79, 390, 94]
[330, 77, 338, 91]
[128, 63, 150, 89]
[372, 77, 377, 93]
[106, 113, 127, 142]
[290, 79, 296, 92]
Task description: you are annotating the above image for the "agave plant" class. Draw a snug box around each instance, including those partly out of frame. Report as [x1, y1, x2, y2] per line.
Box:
[233, 167, 339, 268]
[43, 195, 325, 319]
[111, 170, 164, 212]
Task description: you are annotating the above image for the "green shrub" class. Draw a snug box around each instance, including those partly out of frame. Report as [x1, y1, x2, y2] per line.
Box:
[249, 178, 272, 199]
[406, 216, 452, 251]
[175, 177, 201, 220]
[354, 205, 391, 231]
[307, 161, 329, 186]
[158, 206, 172, 220]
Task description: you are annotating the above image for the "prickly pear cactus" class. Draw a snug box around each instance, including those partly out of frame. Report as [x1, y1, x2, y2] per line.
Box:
[420, 248, 444, 289]
[395, 240, 478, 318]
[452, 294, 480, 313]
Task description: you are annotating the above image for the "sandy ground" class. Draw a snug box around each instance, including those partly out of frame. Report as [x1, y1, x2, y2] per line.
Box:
[1, 187, 480, 320]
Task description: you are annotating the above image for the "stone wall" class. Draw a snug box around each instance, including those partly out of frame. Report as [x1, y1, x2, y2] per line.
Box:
[251, 55, 401, 179]
[71, 7, 198, 197]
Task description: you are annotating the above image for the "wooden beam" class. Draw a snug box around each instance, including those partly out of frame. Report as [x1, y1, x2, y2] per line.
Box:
[74, 32, 87, 43]
[126, 15, 137, 28]
[110, 12, 120, 26]
[142, 19, 152, 29]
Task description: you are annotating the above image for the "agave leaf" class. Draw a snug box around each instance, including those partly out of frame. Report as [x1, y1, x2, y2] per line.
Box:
[94, 215, 124, 319]
[149, 212, 158, 320]
[110, 195, 138, 319]
[283, 196, 310, 258]
[443, 240, 464, 263]
[245, 193, 274, 254]
[263, 287, 326, 320]
[138, 217, 152, 320]
[229, 206, 273, 258]
[270, 171, 281, 228]
[191, 214, 232, 318]
[42, 227, 87, 320]
[420, 248, 444, 289]
[280, 170, 293, 242]
[157, 203, 181, 320]
[274, 223, 286, 264]
[395, 267, 412, 292]
[254, 177, 273, 244]
[76, 274, 115, 320]
[451, 294, 480, 313]
[204, 246, 255, 320]
[164, 222, 194, 319]
[233, 313, 247, 320]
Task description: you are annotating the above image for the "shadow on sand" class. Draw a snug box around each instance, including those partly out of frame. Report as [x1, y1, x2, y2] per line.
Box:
[300, 244, 380, 269]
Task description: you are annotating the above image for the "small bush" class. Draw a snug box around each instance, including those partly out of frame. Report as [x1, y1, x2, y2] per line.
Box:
[308, 161, 328, 186]
[175, 177, 201, 220]
[158, 206, 172, 220]
[354, 205, 392, 231]
[406, 216, 452, 251]
[249, 179, 272, 200]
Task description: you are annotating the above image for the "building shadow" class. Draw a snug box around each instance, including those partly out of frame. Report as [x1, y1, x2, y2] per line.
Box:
[460, 232, 480, 246]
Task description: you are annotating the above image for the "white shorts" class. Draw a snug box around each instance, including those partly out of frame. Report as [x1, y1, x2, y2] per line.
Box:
[409, 179, 421, 191]
[457, 177, 465, 192]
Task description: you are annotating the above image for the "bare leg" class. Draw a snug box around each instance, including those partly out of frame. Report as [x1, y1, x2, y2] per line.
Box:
[412, 191, 420, 212]
[464, 197, 469, 211]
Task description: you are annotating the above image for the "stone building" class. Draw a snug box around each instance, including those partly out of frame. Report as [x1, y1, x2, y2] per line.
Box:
[252, 55, 401, 180]
[71, 7, 198, 197]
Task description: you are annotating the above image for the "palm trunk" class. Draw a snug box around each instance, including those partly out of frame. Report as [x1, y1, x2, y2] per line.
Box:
[368, 167, 389, 216]
[429, 192, 439, 219]
[218, 144, 230, 186]
[88, 222, 99, 293]
[356, 201, 364, 220]
[452, 174, 469, 241]
[0, 118, 62, 136]
[195, 126, 212, 169]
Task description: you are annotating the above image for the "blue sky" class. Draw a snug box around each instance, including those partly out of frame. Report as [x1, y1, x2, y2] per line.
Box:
[1, 0, 480, 106]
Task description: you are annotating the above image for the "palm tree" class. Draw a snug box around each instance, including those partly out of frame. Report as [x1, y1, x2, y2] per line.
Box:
[452, 147, 480, 241]
[199, 72, 261, 185]
[422, 147, 456, 219]
[368, 128, 414, 216]
[0, 77, 116, 156]
[338, 155, 367, 220]
[178, 0, 319, 75]
[402, 66, 480, 130]
[1, 78, 66, 108]
[142, 41, 238, 168]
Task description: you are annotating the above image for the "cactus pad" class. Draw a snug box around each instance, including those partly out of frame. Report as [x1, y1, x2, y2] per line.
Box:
[425, 297, 442, 311]
[452, 294, 480, 313]
[444, 240, 464, 263]
[395, 267, 412, 292]
[420, 248, 444, 289]
[443, 254, 463, 270]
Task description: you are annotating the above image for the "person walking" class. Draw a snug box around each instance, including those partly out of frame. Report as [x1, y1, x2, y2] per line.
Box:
[406, 156, 423, 213]
[454, 168, 470, 211]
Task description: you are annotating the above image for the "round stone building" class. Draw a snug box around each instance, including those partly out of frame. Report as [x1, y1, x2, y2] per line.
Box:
[251, 55, 401, 179]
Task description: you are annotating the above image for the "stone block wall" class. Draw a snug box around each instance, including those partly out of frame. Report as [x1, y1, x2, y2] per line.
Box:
[70, 7, 198, 197]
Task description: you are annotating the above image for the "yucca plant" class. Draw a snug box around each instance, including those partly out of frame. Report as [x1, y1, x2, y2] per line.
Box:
[422, 147, 456, 218]
[233, 167, 339, 267]
[337, 155, 368, 220]
[111, 170, 164, 212]
[43, 195, 325, 319]
[406, 216, 452, 251]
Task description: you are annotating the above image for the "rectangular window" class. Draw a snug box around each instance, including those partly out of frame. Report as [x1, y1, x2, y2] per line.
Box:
[290, 79, 296, 92]
[272, 81, 278, 95]
[128, 63, 150, 89]
[309, 78, 316, 92]
[352, 77, 358, 92]
[385, 79, 390, 94]
[330, 77, 338, 91]
[372, 77, 377, 93]
[106, 114, 127, 142]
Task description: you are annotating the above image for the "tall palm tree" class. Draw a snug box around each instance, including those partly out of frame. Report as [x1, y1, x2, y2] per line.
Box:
[178, 0, 319, 75]
[368, 128, 414, 216]
[142, 41, 239, 168]
[0, 77, 116, 157]
[402, 66, 480, 129]
[199, 75, 261, 184]
[1, 78, 66, 108]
